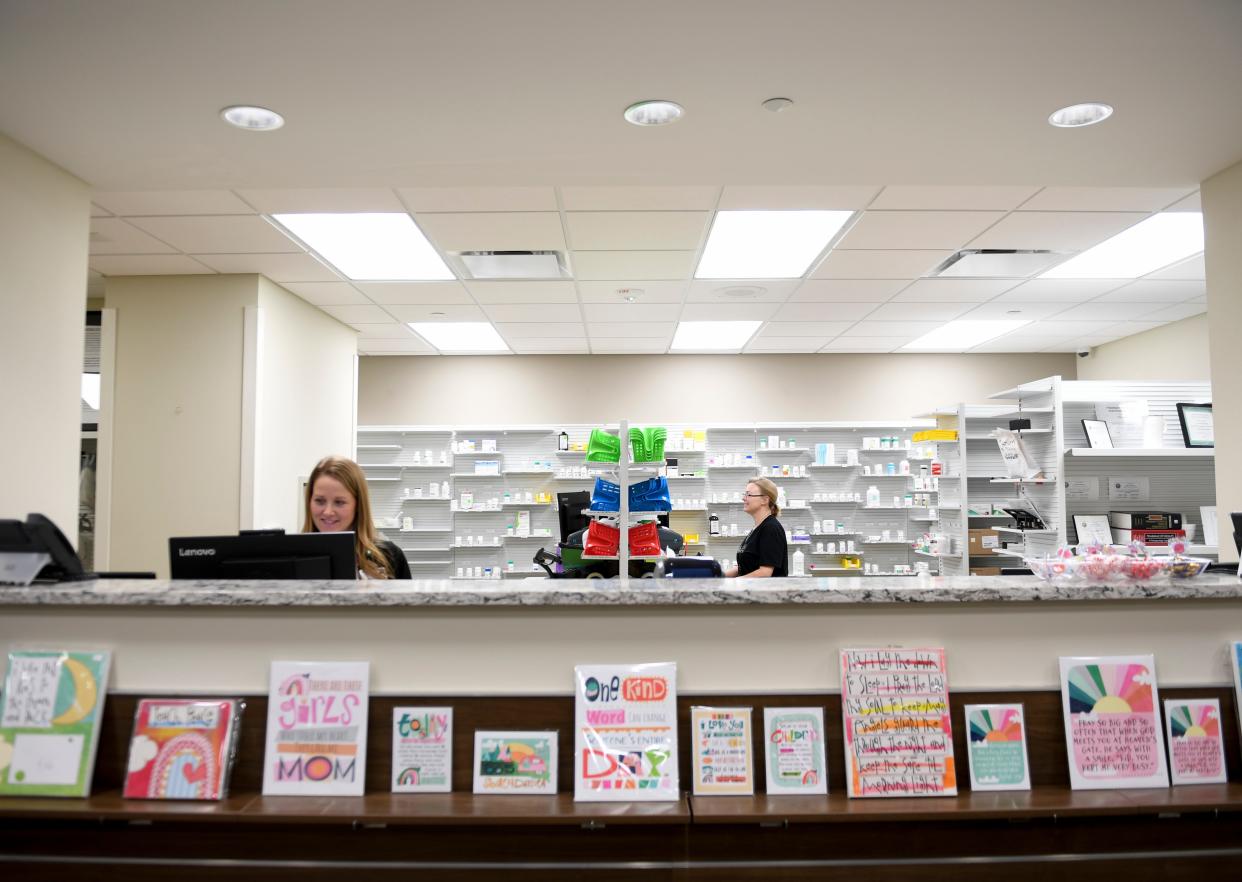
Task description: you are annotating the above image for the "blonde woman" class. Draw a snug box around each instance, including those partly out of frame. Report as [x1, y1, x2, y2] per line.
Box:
[303, 455, 411, 579]
[725, 477, 788, 578]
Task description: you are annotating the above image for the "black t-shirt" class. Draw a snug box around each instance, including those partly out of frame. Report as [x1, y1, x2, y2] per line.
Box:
[374, 538, 412, 580]
[736, 515, 788, 577]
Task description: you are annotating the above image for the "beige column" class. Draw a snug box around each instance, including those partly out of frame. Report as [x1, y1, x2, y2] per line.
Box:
[1202, 159, 1242, 563]
[0, 134, 90, 534]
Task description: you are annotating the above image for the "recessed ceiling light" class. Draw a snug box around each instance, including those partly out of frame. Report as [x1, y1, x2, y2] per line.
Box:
[220, 105, 284, 131]
[1040, 212, 1203, 279]
[671, 320, 762, 351]
[762, 97, 794, 113]
[272, 213, 454, 281]
[1048, 103, 1113, 128]
[696, 211, 854, 279]
[900, 320, 1030, 351]
[408, 322, 510, 353]
[624, 100, 685, 126]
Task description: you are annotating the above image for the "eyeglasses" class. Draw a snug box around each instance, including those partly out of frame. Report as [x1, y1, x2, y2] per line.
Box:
[742, 492, 766, 498]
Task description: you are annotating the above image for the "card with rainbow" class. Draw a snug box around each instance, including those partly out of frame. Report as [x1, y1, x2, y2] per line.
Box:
[391, 706, 452, 793]
[1230, 642, 1242, 752]
[1164, 699, 1227, 785]
[0, 650, 112, 797]
[763, 706, 828, 796]
[123, 699, 243, 800]
[963, 703, 1030, 792]
[1058, 655, 1169, 790]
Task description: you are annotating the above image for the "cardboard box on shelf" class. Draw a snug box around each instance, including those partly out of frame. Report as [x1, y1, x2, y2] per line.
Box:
[968, 528, 1002, 555]
[970, 567, 1003, 576]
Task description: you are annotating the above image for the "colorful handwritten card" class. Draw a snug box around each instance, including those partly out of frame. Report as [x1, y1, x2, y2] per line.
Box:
[574, 662, 679, 802]
[964, 703, 1030, 792]
[1231, 642, 1242, 749]
[473, 730, 557, 795]
[124, 699, 242, 800]
[763, 707, 827, 795]
[691, 707, 754, 796]
[0, 650, 111, 797]
[1059, 655, 1169, 790]
[262, 661, 369, 796]
[839, 647, 957, 798]
[392, 706, 452, 793]
[1164, 698, 1227, 785]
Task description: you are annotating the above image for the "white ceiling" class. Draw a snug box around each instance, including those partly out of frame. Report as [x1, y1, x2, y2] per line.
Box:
[4, 0, 1239, 356]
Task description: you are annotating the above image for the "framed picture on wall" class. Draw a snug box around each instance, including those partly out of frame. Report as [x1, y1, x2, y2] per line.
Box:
[1081, 419, 1113, 449]
[1176, 403, 1214, 448]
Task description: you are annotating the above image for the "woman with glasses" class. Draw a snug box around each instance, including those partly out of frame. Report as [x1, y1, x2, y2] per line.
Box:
[724, 477, 788, 578]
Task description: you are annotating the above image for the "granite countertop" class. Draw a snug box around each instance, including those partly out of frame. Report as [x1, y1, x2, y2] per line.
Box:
[2, 574, 1240, 608]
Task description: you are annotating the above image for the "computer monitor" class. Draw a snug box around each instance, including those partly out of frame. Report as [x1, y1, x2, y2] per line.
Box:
[169, 531, 356, 580]
[557, 491, 592, 543]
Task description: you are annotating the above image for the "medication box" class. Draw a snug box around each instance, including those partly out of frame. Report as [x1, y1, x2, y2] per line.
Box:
[968, 528, 1002, 555]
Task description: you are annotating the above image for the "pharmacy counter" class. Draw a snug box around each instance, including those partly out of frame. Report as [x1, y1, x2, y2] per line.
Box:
[3, 575, 1239, 694]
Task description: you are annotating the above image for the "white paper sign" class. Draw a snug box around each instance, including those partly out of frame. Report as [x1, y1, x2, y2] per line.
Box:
[1064, 478, 1100, 502]
[1107, 477, 1150, 501]
[10, 733, 84, 785]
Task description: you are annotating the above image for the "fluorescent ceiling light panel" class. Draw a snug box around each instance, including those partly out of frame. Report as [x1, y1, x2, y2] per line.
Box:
[408, 322, 510, 352]
[671, 320, 762, 350]
[273, 213, 454, 281]
[695, 210, 853, 279]
[901, 320, 1030, 351]
[1041, 212, 1204, 279]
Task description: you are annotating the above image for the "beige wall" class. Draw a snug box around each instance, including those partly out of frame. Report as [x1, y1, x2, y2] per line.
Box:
[252, 277, 357, 532]
[358, 353, 1077, 425]
[105, 275, 256, 574]
[0, 133, 90, 534]
[1202, 158, 1242, 563]
[1077, 314, 1211, 382]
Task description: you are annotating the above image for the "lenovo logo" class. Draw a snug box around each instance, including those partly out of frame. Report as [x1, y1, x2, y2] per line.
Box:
[178, 547, 216, 557]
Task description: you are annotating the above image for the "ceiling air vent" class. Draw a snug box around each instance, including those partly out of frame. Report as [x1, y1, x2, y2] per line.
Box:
[932, 249, 1064, 279]
[451, 250, 571, 280]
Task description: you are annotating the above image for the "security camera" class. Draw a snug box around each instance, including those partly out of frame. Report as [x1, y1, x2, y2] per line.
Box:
[1077, 349, 1092, 358]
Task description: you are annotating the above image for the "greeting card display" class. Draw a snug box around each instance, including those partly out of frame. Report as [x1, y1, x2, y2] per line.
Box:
[574, 662, 678, 802]
[691, 707, 753, 796]
[762, 707, 827, 795]
[840, 647, 957, 797]
[472, 730, 557, 795]
[262, 661, 369, 796]
[1059, 655, 1169, 790]
[964, 703, 1031, 792]
[1231, 642, 1242, 743]
[392, 707, 453, 793]
[0, 650, 112, 797]
[124, 699, 243, 800]
[1164, 699, 1227, 785]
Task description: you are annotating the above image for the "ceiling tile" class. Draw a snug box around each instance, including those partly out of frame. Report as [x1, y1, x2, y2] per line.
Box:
[89, 218, 179, 254]
[718, 186, 880, 210]
[1133, 302, 1208, 323]
[560, 186, 720, 211]
[320, 305, 396, 325]
[508, 339, 591, 354]
[577, 281, 688, 303]
[1018, 187, 1194, 212]
[348, 323, 416, 339]
[866, 301, 975, 321]
[744, 337, 829, 353]
[281, 282, 372, 305]
[869, 186, 1040, 210]
[968, 211, 1146, 250]
[686, 279, 798, 302]
[956, 301, 1072, 320]
[969, 336, 1079, 352]
[414, 212, 565, 252]
[92, 190, 254, 216]
[90, 203, 113, 217]
[386, 304, 487, 322]
[496, 323, 586, 339]
[482, 303, 581, 323]
[1143, 254, 1205, 281]
[127, 215, 299, 253]
[572, 251, 696, 280]
[581, 303, 681, 323]
[88, 254, 215, 275]
[790, 279, 908, 302]
[358, 339, 436, 354]
[893, 279, 1018, 302]
[992, 279, 1130, 301]
[820, 337, 913, 352]
[811, 249, 952, 279]
[355, 281, 473, 304]
[1082, 321, 1167, 344]
[587, 321, 676, 339]
[464, 280, 578, 304]
[235, 187, 404, 213]
[678, 303, 779, 321]
[590, 339, 671, 353]
[566, 211, 709, 250]
[1001, 321, 1111, 339]
[190, 252, 339, 282]
[397, 187, 558, 212]
[1094, 280, 1206, 302]
[841, 321, 943, 337]
[837, 211, 1004, 250]
[771, 302, 878, 322]
[755, 321, 854, 338]
[1165, 192, 1202, 212]
[1044, 301, 1166, 322]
